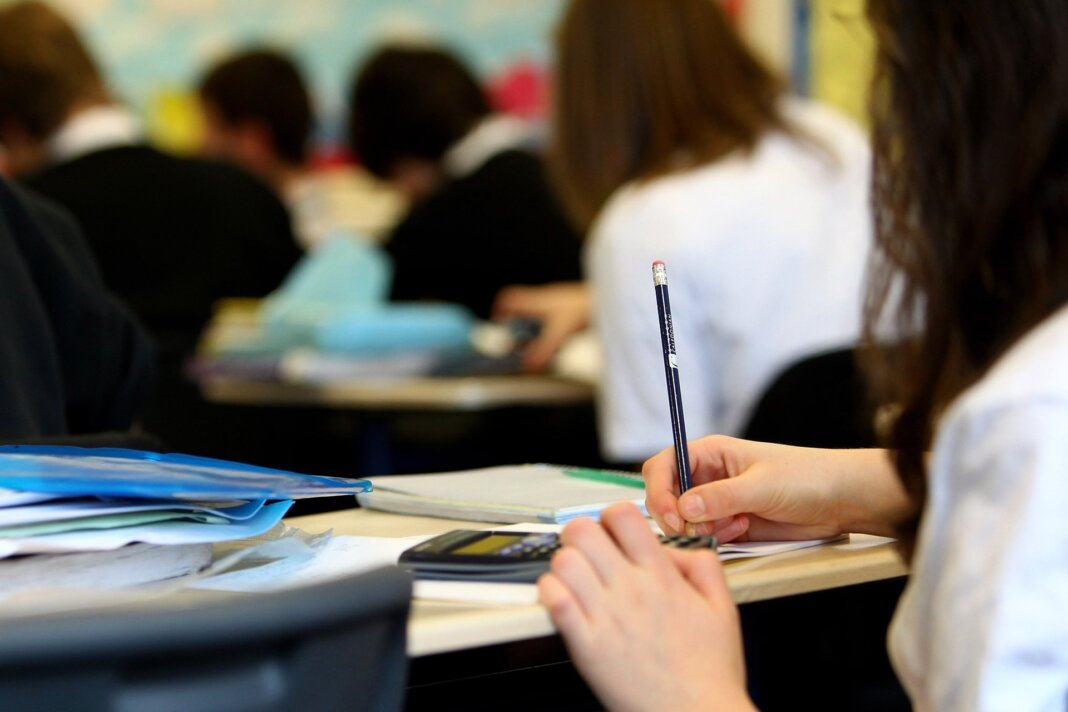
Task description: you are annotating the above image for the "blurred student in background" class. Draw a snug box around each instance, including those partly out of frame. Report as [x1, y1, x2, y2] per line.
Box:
[0, 178, 152, 439]
[198, 48, 400, 250]
[0, 1, 300, 451]
[504, 0, 873, 464]
[348, 44, 582, 319]
[541, 1, 1068, 708]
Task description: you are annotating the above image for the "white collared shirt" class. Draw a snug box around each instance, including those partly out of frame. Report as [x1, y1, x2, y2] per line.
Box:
[47, 105, 140, 164]
[889, 304, 1068, 711]
[442, 114, 535, 179]
[586, 98, 873, 462]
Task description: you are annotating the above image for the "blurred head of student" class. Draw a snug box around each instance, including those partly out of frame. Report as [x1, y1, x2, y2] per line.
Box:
[0, 1, 109, 177]
[197, 49, 312, 193]
[551, 0, 791, 230]
[348, 44, 490, 204]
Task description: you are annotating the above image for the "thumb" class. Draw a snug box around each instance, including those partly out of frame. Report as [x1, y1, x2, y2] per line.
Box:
[676, 474, 766, 525]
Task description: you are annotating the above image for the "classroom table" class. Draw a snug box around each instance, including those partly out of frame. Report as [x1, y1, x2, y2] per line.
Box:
[197, 372, 601, 477]
[288, 508, 907, 657]
[199, 373, 595, 411]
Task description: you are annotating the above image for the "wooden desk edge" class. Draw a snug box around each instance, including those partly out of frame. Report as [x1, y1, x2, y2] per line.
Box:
[200, 375, 594, 411]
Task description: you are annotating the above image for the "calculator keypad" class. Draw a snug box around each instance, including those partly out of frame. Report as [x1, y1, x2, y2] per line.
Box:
[497, 533, 561, 559]
[658, 534, 717, 549]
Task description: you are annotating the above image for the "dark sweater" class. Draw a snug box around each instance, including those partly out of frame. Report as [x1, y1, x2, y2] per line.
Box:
[0, 180, 153, 437]
[24, 145, 301, 452]
[24, 145, 301, 356]
[386, 149, 582, 319]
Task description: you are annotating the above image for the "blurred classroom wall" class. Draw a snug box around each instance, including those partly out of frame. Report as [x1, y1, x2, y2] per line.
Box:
[3, 0, 873, 158]
[29, 0, 565, 157]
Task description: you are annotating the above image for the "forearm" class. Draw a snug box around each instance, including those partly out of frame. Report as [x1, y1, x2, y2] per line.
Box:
[832, 448, 916, 537]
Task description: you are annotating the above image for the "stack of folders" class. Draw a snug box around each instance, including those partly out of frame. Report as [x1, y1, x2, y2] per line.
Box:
[0, 445, 371, 597]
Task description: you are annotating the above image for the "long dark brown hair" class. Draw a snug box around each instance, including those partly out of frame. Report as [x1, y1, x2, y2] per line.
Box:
[551, 0, 792, 230]
[864, 0, 1068, 554]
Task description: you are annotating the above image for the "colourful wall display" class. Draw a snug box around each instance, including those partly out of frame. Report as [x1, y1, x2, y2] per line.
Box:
[5, 0, 873, 153]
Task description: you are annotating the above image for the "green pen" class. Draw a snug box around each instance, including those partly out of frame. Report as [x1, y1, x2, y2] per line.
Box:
[562, 468, 646, 489]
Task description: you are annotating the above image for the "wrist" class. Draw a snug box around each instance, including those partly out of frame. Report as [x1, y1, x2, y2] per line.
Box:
[832, 449, 915, 537]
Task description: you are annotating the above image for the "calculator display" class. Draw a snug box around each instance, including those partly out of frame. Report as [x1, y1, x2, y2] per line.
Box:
[453, 533, 524, 555]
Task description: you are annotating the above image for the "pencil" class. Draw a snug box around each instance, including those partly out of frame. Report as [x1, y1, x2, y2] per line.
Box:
[651, 260, 693, 493]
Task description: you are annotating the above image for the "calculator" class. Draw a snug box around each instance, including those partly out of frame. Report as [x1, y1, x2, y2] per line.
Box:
[399, 529, 718, 583]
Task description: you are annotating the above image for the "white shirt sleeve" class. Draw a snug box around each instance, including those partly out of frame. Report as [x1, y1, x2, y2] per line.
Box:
[893, 399, 1068, 711]
[586, 194, 721, 464]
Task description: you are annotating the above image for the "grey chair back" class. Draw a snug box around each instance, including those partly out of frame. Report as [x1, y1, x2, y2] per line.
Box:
[0, 566, 412, 712]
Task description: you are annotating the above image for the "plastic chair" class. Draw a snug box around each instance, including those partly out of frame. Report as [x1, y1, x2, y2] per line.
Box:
[0, 566, 412, 712]
[742, 348, 877, 448]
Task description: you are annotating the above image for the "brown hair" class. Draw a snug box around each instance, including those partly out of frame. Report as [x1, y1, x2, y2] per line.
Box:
[863, 0, 1068, 555]
[348, 45, 489, 179]
[200, 49, 313, 165]
[551, 0, 792, 230]
[0, 2, 107, 141]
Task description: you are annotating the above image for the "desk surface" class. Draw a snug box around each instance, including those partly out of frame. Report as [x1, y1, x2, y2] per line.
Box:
[290, 509, 907, 657]
[200, 374, 595, 411]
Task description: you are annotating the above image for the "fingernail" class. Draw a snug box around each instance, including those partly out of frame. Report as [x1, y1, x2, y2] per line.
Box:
[679, 495, 704, 518]
[664, 512, 682, 533]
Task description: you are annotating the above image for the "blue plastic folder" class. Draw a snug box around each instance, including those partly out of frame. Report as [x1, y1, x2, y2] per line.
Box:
[0, 446, 372, 501]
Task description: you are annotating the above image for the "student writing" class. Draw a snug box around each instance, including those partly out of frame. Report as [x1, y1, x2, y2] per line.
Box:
[538, 1, 1068, 709]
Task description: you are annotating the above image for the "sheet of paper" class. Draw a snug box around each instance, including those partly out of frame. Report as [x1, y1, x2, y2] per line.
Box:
[0, 542, 214, 599]
[192, 534, 432, 593]
[0, 488, 61, 508]
[0, 498, 266, 528]
[718, 536, 847, 561]
[0, 500, 292, 558]
[0, 511, 226, 538]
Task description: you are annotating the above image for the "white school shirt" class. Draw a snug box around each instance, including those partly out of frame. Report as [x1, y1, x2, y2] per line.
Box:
[586, 99, 872, 462]
[889, 304, 1068, 711]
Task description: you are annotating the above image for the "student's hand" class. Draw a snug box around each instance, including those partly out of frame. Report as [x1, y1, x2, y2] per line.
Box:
[643, 436, 912, 541]
[491, 281, 590, 373]
[538, 503, 755, 712]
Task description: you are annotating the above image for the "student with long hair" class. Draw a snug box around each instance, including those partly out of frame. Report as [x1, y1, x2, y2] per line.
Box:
[530, 0, 872, 463]
[539, 0, 1068, 709]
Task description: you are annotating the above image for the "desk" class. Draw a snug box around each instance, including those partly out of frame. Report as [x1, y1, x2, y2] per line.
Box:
[199, 374, 600, 477]
[199, 374, 594, 412]
[288, 509, 907, 657]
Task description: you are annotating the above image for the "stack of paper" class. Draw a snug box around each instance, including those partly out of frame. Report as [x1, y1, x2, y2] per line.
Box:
[0, 445, 371, 595]
[355, 465, 647, 524]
